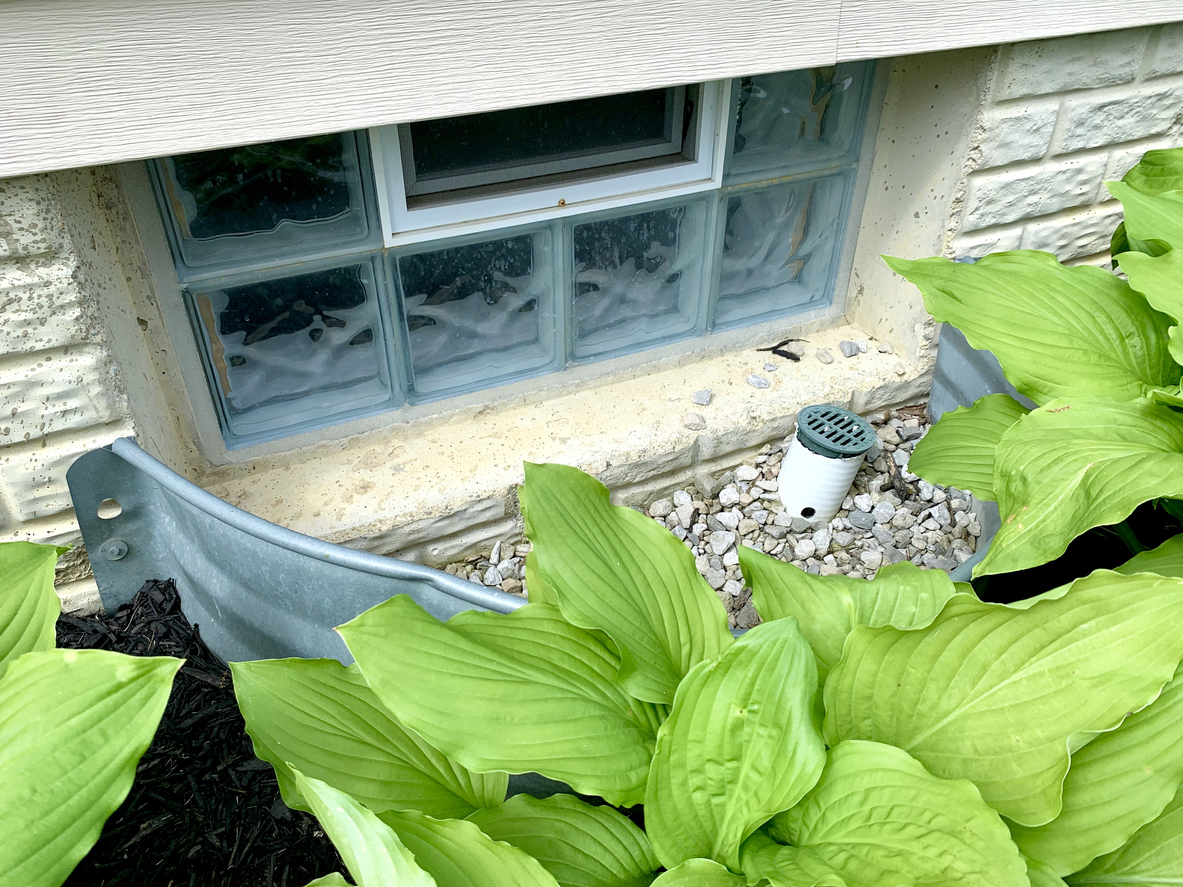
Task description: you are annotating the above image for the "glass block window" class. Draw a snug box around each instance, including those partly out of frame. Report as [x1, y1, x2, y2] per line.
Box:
[150, 62, 875, 448]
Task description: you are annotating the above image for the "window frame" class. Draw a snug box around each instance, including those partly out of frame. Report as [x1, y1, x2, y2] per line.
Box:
[371, 79, 730, 247]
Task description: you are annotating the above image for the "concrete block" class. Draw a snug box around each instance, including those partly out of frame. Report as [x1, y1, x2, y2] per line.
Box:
[952, 227, 1025, 259]
[996, 30, 1146, 99]
[1106, 138, 1182, 181]
[0, 175, 67, 260]
[1147, 23, 1183, 78]
[0, 259, 89, 355]
[977, 103, 1058, 169]
[0, 345, 123, 446]
[1021, 201, 1125, 260]
[961, 156, 1107, 231]
[342, 496, 506, 556]
[0, 420, 133, 526]
[1056, 85, 1183, 154]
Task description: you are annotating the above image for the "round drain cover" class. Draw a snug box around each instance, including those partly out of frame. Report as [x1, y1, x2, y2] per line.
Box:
[796, 404, 876, 459]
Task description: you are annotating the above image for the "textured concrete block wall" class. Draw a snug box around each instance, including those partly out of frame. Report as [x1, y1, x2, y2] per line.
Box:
[953, 24, 1183, 262]
[0, 175, 135, 609]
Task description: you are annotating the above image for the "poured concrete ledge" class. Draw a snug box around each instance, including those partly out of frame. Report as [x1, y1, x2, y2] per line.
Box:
[200, 322, 931, 567]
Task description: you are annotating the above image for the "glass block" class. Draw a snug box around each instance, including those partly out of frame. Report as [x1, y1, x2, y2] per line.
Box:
[394, 228, 558, 399]
[188, 259, 394, 443]
[155, 132, 374, 274]
[725, 62, 873, 185]
[713, 173, 849, 330]
[570, 198, 708, 362]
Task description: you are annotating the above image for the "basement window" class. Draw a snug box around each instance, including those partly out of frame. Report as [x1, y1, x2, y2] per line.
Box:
[147, 62, 876, 450]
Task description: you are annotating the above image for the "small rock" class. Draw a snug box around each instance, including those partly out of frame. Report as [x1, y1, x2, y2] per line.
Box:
[676, 504, 697, 529]
[813, 529, 832, 553]
[891, 510, 916, 529]
[649, 499, 674, 518]
[491, 541, 502, 563]
[755, 478, 779, 492]
[892, 360, 908, 376]
[853, 493, 873, 513]
[816, 348, 834, 364]
[848, 511, 876, 531]
[899, 424, 924, 441]
[736, 465, 760, 482]
[773, 512, 793, 528]
[735, 602, 761, 630]
[794, 539, 817, 560]
[723, 579, 745, 597]
[683, 412, 707, 431]
[752, 509, 769, 525]
[738, 518, 761, 536]
[673, 490, 692, 507]
[705, 569, 727, 590]
[832, 531, 855, 548]
[872, 501, 896, 524]
[765, 525, 788, 540]
[483, 567, 503, 587]
[747, 374, 771, 389]
[692, 388, 713, 406]
[968, 520, 982, 537]
[839, 340, 860, 358]
[931, 504, 951, 527]
[710, 531, 737, 555]
[871, 526, 895, 545]
[723, 549, 740, 567]
[857, 340, 868, 353]
[882, 546, 908, 565]
[695, 555, 710, 573]
[717, 511, 741, 530]
[859, 549, 883, 570]
[917, 480, 934, 500]
[791, 517, 814, 533]
[719, 487, 741, 508]
[892, 449, 910, 467]
[501, 578, 523, 595]
[878, 342, 893, 354]
[877, 425, 902, 445]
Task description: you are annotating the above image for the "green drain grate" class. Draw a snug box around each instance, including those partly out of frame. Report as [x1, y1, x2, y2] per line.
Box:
[796, 404, 876, 459]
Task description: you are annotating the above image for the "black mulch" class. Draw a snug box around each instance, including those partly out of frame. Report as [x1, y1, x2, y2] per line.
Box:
[56, 579, 346, 887]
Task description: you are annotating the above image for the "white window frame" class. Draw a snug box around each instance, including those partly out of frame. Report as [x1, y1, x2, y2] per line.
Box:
[371, 79, 731, 247]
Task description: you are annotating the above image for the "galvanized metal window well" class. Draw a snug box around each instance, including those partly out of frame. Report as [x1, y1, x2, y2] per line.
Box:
[148, 63, 876, 448]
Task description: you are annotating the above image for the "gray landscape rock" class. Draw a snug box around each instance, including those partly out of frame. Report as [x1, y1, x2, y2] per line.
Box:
[692, 388, 713, 406]
[710, 531, 737, 555]
[683, 412, 707, 430]
[872, 501, 896, 524]
[816, 349, 834, 364]
[649, 499, 674, 518]
[848, 511, 876, 531]
[839, 340, 860, 358]
[747, 374, 771, 389]
[719, 487, 741, 508]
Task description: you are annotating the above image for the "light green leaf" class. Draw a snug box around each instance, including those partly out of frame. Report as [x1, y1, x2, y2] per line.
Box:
[645, 618, 825, 871]
[1109, 182, 1183, 254]
[978, 397, 1183, 576]
[381, 809, 560, 887]
[908, 394, 1031, 501]
[1025, 857, 1069, 887]
[761, 741, 1027, 887]
[823, 570, 1183, 826]
[467, 793, 658, 887]
[303, 874, 353, 887]
[1122, 147, 1183, 195]
[519, 462, 732, 705]
[740, 833, 848, 887]
[1068, 788, 1183, 886]
[231, 657, 506, 819]
[1118, 534, 1183, 579]
[1120, 248, 1183, 365]
[741, 550, 960, 683]
[884, 251, 1178, 404]
[1150, 386, 1183, 408]
[0, 649, 180, 887]
[0, 541, 65, 678]
[294, 769, 436, 887]
[1010, 661, 1183, 875]
[650, 859, 747, 887]
[339, 596, 655, 806]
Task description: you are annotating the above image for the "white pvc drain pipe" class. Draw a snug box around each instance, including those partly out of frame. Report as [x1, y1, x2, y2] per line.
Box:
[777, 404, 877, 525]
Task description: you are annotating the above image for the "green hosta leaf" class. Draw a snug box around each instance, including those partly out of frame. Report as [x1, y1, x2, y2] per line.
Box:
[645, 618, 825, 871]
[884, 251, 1178, 404]
[741, 834, 848, 886]
[1109, 182, 1183, 254]
[231, 657, 506, 819]
[908, 394, 1031, 501]
[1150, 386, 1183, 408]
[1118, 534, 1183, 579]
[0, 649, 180, 887]
[823, 570, 1183, 826]
[741, 550, 959, 683]
[1068, 788, 1183, 886]
[650, 859, 747, 887]
[1010, 661, 1183, 874]
[1026, 857, 1069, 887]
[1123, 147, 1183, 194]
[1120, 248, 1183, 365]
[293, 769, 436, 887]
[380, 809, 560, 887]
[0, 541, 65, 678]
[757, 741, 1027, 887]
[467, 794, 658, 887]
[978, 397, 1183, 576]
[518, 462, 732, 705]
[339, 596, 655, 806]
[303, 875, 353, 887]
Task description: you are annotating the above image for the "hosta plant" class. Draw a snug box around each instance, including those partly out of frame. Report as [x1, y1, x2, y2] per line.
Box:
[0, 541, 180, 887]
[887, 146, 1183, 578]
[235, 463, 1183, 886]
